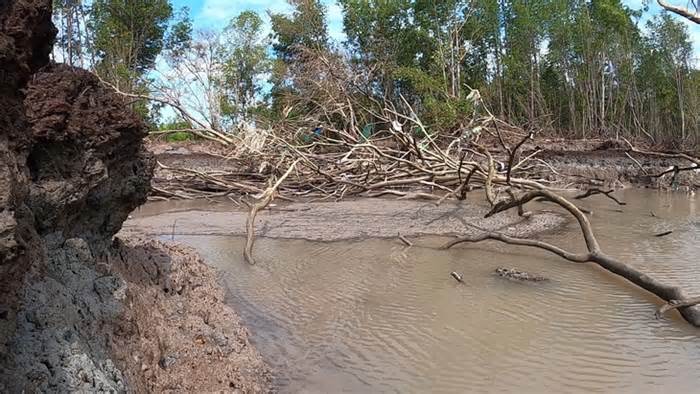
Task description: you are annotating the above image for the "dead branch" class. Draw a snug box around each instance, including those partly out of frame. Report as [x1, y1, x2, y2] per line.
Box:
[656, 0, 700, 24]
[625, 152, 649, 175]
[574, 188, 626, 206]
[444, 189, 700, 327]
[656, 297, 700, 319]
[398, 233, 413, 247]
[450, 271, 465, 283]
[506, 131, 534, 184]
[623, 137, 699, 166]
[244, 160, 300, 265]
[654, 230, 673, 237]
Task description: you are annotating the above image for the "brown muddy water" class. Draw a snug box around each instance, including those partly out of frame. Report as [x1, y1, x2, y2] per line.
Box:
[129, 190, 699, 393]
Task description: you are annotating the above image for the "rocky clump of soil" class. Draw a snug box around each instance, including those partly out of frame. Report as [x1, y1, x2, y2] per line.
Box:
[0, 1, 271, 391]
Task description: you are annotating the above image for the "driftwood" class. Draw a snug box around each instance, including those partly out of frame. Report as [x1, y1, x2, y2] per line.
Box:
[398, 233, 413, 247]
[451, 272, 465, 283]
[574, 188, 626, 205]
[443, 189, 700, 327]
[243, 160, 299, 265]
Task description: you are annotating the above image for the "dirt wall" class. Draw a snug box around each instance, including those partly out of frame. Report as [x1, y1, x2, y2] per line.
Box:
[0, 1, 271, 391]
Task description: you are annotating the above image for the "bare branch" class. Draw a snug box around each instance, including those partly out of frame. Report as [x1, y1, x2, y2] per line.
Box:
[657, 0, 700, 24]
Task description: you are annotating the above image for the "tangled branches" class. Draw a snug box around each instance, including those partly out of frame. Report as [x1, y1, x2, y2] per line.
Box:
[108, 48, 700, 328]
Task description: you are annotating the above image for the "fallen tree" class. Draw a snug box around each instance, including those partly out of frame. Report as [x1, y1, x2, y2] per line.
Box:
[244, 159, 299, 265]
[443, 189, 700, 327]
[106, 47, 700, 327]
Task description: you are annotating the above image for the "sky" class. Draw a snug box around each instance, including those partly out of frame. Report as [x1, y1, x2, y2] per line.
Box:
[172, 0, 700, 59]
[172, 0, 346, 41]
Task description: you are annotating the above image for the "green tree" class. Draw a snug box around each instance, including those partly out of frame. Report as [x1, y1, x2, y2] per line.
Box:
[220, 11, 271, 124]
[90, 0, 174, 91]
[639, 13, 696, 143]
[269, 0, 330, 112]
[53, 0, 89, 66]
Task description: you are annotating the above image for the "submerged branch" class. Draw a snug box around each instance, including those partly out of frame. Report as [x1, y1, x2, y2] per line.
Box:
[444, 188, 700, 327]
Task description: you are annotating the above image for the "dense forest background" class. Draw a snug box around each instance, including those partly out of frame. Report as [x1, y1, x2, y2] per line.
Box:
[52, 0, 700, 148]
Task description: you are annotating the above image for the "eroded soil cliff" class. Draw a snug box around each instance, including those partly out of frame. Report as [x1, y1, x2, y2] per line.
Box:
[0, 1, 270, 391]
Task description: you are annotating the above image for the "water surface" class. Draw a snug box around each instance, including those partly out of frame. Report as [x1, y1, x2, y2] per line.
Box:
[135, 190, 699, 393]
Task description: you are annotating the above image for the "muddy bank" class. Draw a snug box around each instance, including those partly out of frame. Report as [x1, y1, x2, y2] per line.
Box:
[2, 236, 271, 392]
[110, 239, 271, 392]
[123, 198, 566, 241]
[0, 1, 271, 391]
[536, 146, 698, 189]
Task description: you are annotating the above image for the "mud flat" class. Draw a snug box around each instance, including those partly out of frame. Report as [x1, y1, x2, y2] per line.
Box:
[123, 197, 567, 242]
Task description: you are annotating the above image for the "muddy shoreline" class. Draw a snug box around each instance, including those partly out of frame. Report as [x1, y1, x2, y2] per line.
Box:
[0, 2, 273, 390]
[123, 197, 567, 242]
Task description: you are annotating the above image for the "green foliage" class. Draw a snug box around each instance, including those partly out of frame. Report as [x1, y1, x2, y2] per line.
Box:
[269, 0, 330, 113]
[165, 131, 193, 142]
[331, 0, 697, 144]
[164, 7, 193, 59]
[219, 11, 271, 123]
[393, 66, 474, 131]
[158, 119, 194, 142]
[70, 0, 695, 145]
[271, 0, 329, 61]
[91, 0, 174, 76]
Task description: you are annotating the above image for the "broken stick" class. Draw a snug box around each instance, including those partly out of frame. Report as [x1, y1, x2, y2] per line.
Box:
[244, 160, 300, 265]
[398, 233, 413, 247]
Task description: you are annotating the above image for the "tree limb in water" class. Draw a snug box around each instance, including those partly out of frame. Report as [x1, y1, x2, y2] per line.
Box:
[444, 189, 700, 327]
[574, 188, 626, 206]
[244, 160, 300, 265]
[656, 297, 700, 319]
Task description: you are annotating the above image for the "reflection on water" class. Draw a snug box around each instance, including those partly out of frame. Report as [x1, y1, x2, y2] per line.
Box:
[150, 190, 699, 393]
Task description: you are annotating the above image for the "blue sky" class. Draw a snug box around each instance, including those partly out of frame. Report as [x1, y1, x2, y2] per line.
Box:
[171, 0, 699, 59]
[172, 0, 345, 40]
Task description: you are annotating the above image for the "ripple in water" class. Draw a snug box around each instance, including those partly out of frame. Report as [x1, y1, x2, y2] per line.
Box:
[166, 189, 698, 393]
